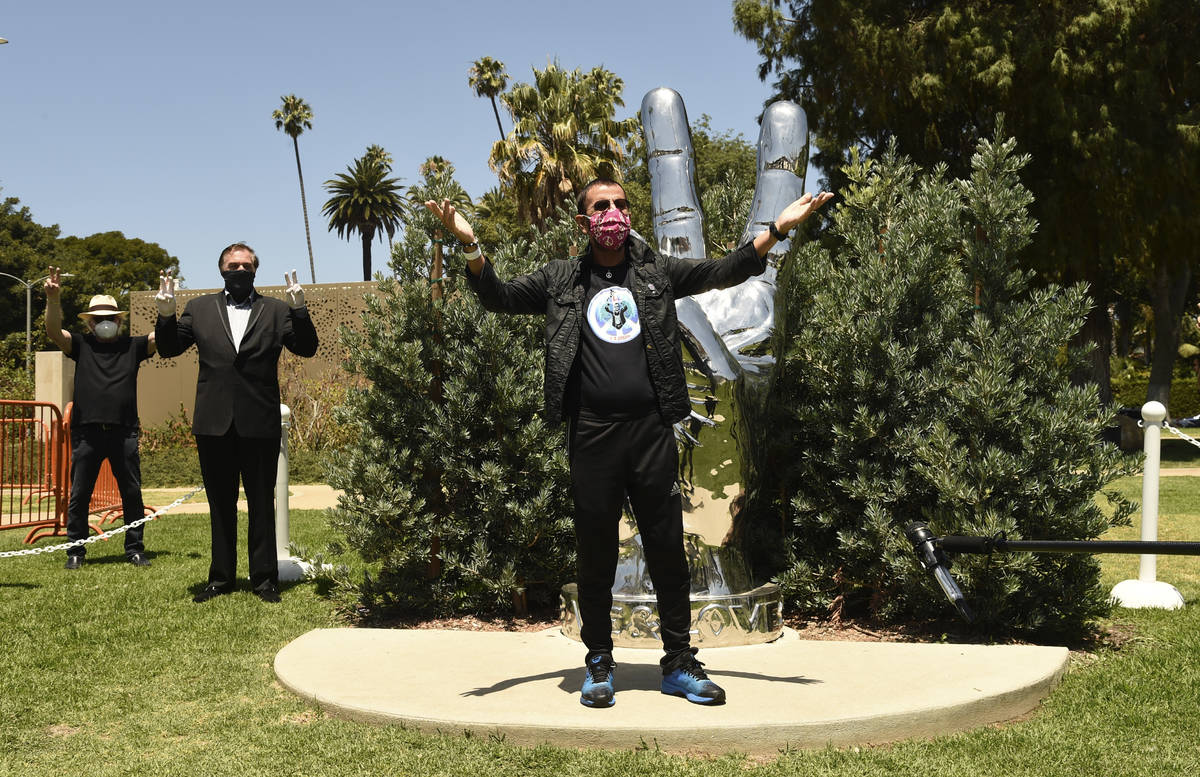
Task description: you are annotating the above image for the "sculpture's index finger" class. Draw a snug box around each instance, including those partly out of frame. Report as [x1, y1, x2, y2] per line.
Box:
[640, 87, 706, 261]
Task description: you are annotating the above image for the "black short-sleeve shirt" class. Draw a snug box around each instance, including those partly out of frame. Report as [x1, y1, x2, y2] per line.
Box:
[67, 333, 151, 428]
[565, 262, 658, 421]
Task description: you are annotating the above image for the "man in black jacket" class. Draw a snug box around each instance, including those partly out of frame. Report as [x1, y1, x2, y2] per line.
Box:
[154, 243, 318, 603]
[426, 181, 831, 707]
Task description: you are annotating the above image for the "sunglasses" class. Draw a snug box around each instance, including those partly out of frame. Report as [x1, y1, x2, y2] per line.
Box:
[589, 198, 629, 213]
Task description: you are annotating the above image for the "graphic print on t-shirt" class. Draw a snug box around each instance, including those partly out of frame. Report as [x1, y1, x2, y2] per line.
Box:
[586, 286, 640, 344]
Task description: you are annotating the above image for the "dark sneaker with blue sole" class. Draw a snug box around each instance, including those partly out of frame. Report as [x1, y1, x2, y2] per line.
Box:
[661, 651, 725, 705]
[580, 652, 616, 708]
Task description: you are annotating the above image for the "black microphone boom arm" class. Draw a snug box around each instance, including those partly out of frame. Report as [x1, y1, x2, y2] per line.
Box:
[905, 522, 1200, 622]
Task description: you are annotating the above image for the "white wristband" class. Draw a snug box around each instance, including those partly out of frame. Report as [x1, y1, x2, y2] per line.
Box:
[463, 244, 482, 261]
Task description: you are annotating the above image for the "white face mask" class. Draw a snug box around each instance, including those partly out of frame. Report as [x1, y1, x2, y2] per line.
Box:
[93, 319, 119, 340]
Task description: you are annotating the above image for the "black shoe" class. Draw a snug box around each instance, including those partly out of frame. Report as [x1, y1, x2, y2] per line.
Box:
[128, 553, 151, 567]
[192, 585, 231, 603]
[253, 586, 281, 603]
[64, 555, 83, 570]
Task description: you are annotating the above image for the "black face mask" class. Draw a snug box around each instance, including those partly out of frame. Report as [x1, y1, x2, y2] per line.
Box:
[222, 269, 255, 303]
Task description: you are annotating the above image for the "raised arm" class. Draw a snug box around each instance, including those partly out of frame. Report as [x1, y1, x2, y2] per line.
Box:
[424, 199, 484, 276]
[423, 198, 548, 315]
[153, 271, 193, 358]
[668, 191, 836, 298]
[282, 269, 318, 357]
[42, 266, 73, 354]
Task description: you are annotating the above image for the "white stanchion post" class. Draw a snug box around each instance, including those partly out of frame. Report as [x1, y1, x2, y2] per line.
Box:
[276, 404, 306, 582]
[1110, 401, 1185, 609]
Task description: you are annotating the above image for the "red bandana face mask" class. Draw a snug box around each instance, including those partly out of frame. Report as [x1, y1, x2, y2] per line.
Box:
[588, 208, 631, 250]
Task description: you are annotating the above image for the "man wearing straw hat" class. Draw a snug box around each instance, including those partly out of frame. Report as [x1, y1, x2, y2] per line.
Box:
[44, 266, 156, 569]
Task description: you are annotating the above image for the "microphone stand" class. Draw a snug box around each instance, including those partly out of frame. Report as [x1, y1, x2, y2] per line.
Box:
[905, 521, 1200, 623]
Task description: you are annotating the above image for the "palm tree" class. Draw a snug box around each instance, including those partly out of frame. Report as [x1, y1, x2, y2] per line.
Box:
[468, 56, 509, 141]
[364, 144, 396, 251]
[363, 144, 393, 170]
[322, 154, 408, 281]
[488, 62, 639, 226]
[272, 95, 318, 284]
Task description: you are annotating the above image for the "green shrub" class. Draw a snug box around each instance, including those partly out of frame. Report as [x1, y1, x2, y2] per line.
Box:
[140, 405, 196, 452]
[279, 356, 364, 454]
[325, 201, 578, 617]
[741, 136, 1137, 640]
[0, 363, 33, 400]
[1110, 372, 1200, 419]
[140, 446, 202, 488]
[288, 449, 327, 484]
[140, 445, 326, 488]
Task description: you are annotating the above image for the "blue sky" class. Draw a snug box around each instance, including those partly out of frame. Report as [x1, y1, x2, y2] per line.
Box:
[1, 1, 817, 287]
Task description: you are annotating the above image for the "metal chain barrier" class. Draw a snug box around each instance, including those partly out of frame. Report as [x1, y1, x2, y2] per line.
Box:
[0, 485, 205, 559]
[1161, 420, 1200, 452]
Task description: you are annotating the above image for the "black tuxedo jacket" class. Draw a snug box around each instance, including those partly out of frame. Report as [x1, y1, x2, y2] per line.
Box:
[155, 292, 319, 438]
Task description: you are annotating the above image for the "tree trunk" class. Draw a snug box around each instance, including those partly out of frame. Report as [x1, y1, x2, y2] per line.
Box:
[1071, 295, 1114, 407]
[489, 97, 505, 141]
[293, 137, 317, 284]
[1113, 296, 1134, 359]
[430, 231, 444, 303]
[1146, 259, 1193, 411]
[425, 231, 446, 579]
[361, 230, 372, 281]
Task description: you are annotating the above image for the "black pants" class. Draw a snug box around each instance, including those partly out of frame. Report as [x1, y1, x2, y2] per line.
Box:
[569, 412, 692, 661]
[195, 429, 279, 592]
[66, 424, 145, 558]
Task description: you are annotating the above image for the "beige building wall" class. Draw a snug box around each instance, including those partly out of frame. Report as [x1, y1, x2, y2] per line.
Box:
[34, 350, 74, 410]
[129, 281, 376, 427]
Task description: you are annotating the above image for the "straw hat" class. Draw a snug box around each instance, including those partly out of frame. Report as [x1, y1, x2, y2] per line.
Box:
[78, 294, 126, 320]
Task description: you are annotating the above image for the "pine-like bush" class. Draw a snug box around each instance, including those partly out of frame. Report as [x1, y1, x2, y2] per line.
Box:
[742, 135, 1136, 639]
[326, 204, 582, 617]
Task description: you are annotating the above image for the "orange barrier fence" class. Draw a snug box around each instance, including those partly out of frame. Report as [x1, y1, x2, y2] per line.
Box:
[0, 400, 68, 543]
[0, 400, 157, 545]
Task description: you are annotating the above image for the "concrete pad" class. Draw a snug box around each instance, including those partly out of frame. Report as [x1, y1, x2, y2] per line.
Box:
[274, 627, 1068, 754]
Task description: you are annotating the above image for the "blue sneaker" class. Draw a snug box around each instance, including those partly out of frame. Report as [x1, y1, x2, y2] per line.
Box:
[661, 651, 725, 705]
[580, 653, 616, 708]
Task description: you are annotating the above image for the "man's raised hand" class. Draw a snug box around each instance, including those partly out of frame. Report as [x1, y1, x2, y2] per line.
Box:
[775, 191, 835, 235]
[284, 270, 306, 309]
[423, 199, 476, 245]
[156, 271, 177, 317]
[43, 266, 62, 300]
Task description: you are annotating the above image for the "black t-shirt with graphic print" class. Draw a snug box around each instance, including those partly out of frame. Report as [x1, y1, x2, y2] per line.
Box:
[565, 261, 658, 421]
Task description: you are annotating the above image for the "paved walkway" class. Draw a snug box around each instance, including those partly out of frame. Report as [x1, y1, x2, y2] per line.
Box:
[145, 465, 1200, 518]
[274, 627, 1069, 755]
[144, 484, 343, 514]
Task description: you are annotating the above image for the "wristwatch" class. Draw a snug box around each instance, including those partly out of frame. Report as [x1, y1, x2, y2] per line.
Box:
[768, 222, 789, 241]
[462, 242, 481, 261]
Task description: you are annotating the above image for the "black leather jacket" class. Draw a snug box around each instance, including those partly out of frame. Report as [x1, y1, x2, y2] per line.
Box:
[466, 236, 766, 424]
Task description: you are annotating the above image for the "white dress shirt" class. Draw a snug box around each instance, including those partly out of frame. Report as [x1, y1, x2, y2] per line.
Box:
[225, 292, 254, 352]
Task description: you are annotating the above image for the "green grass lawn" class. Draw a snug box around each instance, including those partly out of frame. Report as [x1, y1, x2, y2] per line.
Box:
[2, 486, 1200, 775]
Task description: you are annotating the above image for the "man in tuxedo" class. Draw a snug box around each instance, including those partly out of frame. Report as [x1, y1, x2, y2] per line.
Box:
[154, 243, 318, 603]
